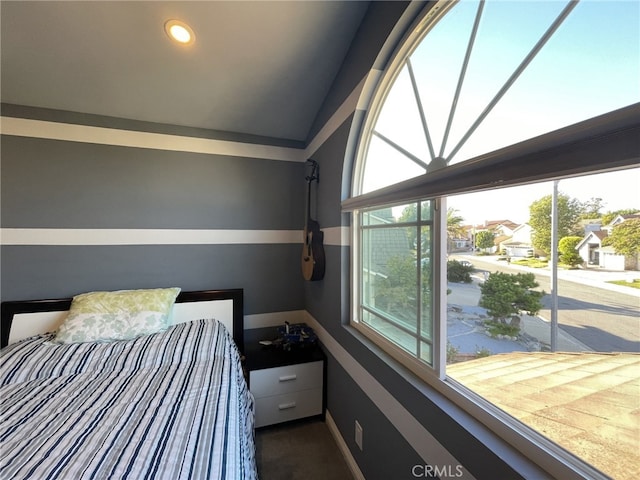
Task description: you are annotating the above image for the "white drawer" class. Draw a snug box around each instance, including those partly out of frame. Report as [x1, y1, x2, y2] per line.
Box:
[250, 361, 323, 398]
[254, 388, 323, 428]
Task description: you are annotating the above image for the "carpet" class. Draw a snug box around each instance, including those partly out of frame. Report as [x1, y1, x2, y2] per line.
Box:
[255, 418, 355, 480]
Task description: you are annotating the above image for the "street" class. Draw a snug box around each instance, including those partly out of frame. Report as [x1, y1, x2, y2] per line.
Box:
[452, 255, 640, 353]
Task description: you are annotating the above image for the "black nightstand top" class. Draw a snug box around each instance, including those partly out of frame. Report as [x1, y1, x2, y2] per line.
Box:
[244, 326, 325, 371]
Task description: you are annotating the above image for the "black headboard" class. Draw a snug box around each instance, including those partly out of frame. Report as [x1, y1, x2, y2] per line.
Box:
[1, 288, 244, 352]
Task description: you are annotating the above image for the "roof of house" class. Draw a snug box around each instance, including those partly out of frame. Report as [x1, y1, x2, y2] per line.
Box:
[511, 222, 531, 232]
[494, 234, 512, 245]
[607, 213, 640, 229]
[448, 352, 640, 479]
[576, 230, 609, 250]
[481, 220, 519, 231]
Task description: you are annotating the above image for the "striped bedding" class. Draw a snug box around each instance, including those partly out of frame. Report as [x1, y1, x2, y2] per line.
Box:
[0, 319, 257, 480]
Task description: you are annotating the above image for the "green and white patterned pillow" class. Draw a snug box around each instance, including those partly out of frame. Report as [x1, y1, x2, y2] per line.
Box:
[54, 287, 181, 344]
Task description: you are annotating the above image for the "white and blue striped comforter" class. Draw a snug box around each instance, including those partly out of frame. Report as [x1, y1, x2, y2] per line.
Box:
[0, 319, 257, 480]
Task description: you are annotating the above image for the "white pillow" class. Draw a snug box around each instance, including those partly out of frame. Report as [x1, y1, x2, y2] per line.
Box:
[54, 287, 181, 344]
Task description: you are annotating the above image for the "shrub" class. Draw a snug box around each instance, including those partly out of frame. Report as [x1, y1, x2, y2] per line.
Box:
[446, 342, 459, 363]
[484, 320, 520, 338]
[479, 271, 544, 325]
[558, 236, 584, 267]
[475, 346, 492, 358]
[447, 260, 473, 283]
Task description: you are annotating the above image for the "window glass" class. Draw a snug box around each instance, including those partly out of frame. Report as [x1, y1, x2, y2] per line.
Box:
[361, 136, 425, 194]
[351, 0, 639, 476]
[374, 66, 431, 161]
[359, 202, 434, 365]
[359, 0, 639, 194]
[445, 169, 640, 478]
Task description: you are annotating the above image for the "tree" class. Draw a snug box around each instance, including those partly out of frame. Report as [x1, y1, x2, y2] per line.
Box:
[446, 207, 466, 252]
[579, 197, 605, 219]
[479, 272, 544, 325]
[447, 207, 465, 240]
[398, 203, 433, 253]
[399, 204, 419, 250]
[529, 193, 583, 255]
[475, 230, 495, 251]
[447, 260, 473, 283]
[375, 254, 417, 319]
[558, 236, 584, 267]
[601, 209, 640, 226]
[374, 246, 433, 322]
[602, 218, 640, 256]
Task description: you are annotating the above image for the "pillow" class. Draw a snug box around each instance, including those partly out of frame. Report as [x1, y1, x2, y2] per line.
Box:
[54, 287, 181, 344]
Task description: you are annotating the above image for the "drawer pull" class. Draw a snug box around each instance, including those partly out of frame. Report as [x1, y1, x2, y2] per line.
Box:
[279, 374, 297, 382]
[278, 402, 297, 410]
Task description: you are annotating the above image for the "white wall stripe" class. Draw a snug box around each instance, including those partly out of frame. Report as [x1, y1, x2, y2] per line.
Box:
[322, 226, 350, 247]
[356, 69, 383, 111]
[0, 72, 374, 161]
[0, 227, 350, 246]
[0, 228, 300, 246]
[304, 311, 476, 479]
[0, 116, 305, 162]
[305, 75, 367, 157]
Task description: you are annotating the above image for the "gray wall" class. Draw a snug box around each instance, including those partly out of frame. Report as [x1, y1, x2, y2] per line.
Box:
[1, 124, 305, 315]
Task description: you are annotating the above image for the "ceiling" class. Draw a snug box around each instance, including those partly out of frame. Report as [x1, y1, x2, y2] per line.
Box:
[0, 1, 370, 143]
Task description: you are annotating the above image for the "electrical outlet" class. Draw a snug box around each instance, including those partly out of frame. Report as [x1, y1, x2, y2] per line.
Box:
[355, 420, 363, 451]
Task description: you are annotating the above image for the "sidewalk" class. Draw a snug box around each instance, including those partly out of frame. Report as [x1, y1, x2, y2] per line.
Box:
[555, 267, 640, 297]
[456, 252, 640, 298]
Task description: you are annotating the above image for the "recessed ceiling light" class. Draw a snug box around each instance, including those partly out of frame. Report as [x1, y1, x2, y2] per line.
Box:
[164, 19, 195, 46]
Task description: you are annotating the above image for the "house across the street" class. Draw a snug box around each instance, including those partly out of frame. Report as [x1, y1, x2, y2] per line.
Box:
[576, 214, 640, 271]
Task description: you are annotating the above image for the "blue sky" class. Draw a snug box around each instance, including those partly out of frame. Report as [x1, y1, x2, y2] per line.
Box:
[407, 0, 640, 164]
[443, 0, 640, 225]
[448, 167, 640, 226]
[366, 0, 639, 224]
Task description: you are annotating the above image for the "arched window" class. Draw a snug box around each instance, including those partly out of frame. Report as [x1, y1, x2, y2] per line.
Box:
[353, 0, 638, 197]
[346, 1, 638, 477]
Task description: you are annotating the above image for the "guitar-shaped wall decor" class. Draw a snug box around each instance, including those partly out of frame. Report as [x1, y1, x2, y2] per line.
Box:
[302, 159, 325, 281]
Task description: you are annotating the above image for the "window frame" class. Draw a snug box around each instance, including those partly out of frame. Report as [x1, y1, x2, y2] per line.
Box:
[353, 200, 443, 381]
[344, 1, 639, 478]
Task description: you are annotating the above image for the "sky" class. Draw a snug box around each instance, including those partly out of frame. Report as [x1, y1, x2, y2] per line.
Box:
[360, 0, 640, 216]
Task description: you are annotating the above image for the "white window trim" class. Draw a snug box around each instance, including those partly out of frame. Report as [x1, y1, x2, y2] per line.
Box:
[351, 199, 444, 385]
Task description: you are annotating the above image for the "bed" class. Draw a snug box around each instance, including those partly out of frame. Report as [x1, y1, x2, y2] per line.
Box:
[0, 288, 257, 480]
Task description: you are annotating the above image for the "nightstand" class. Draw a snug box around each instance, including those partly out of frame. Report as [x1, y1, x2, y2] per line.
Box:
[244, 326, 326, 428]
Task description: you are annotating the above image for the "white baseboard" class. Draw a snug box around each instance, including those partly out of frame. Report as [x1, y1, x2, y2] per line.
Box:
[326, 410, 365, 480]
